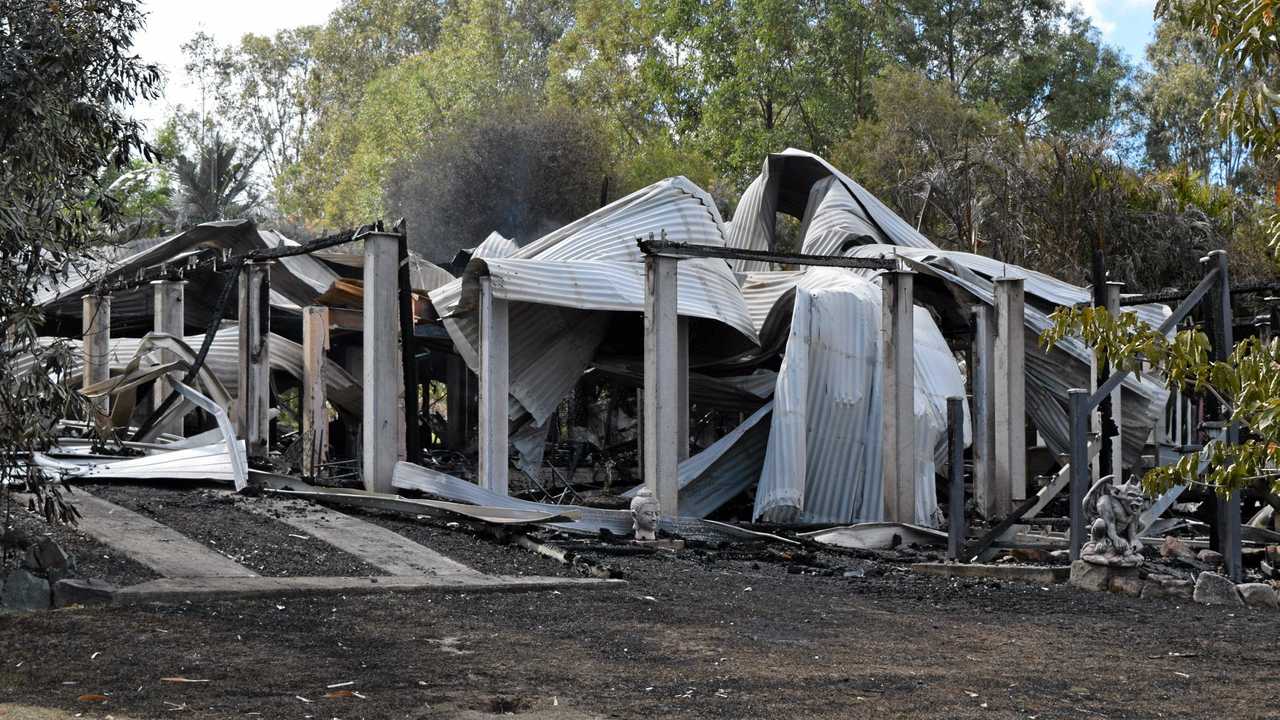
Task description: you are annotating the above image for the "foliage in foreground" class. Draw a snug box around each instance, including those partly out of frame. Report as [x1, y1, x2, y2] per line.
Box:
[1041, 1, 1279, 501]
[1041, 304, 1280, 497]
[0, 0, 159, 524]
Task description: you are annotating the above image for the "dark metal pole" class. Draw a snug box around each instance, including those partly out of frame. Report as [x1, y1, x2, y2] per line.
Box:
[394, 220, 422, 465]
[1069, 389, 1090, 561]
[1091, 244, 1118, 481]
[946, 396, 966, 561]
[1206, 250, 1242, 581]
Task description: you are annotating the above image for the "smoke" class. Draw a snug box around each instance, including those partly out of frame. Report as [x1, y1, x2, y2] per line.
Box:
[384, 106, 610, 264]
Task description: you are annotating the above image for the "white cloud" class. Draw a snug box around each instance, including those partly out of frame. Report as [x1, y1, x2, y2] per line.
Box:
[1075, 0, 1116, 34]
[1073, 0, 1156, 37]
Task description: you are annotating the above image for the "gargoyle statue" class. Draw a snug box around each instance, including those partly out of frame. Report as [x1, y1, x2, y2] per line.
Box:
[1080, 474, 1149, 567]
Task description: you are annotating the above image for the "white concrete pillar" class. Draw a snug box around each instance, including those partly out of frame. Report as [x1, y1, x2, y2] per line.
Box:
[881, 270, 915, 524]
[994, 276, 1026, 509]
[971, 304, 999, 518]
[478, 275, 510, 495]
[237, 262, 271, 460]
[82, 294, 111, 414]
[302, 306, 330, 478]
[151, 279, 186, 437]
[362, 232, 400, 493]
[644, 255, 680, 517]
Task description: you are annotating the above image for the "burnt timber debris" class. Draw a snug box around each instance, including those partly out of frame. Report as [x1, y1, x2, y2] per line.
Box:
[5, 148, 1279, 610]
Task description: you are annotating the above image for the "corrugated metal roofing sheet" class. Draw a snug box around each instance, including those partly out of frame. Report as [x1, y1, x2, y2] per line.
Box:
[754, 268, 967, 526]
[471, 231, 518, 260]
[724, 149, 938, 273]
[428, 176, 758, 428]
[845, 244, 1169, 466]
[20, 326, 361, 417]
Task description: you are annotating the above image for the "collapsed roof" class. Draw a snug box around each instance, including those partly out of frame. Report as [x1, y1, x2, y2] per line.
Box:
[24, 150, 1172, 529]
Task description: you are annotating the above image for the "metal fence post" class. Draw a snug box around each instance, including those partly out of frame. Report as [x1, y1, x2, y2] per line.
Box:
[1206, 249, 1242, 581]
[1069, 389, 1090, 561]
[946, 396, 965, 561]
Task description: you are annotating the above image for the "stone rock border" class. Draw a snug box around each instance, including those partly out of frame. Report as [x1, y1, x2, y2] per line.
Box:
[1068, 560, 1280, 609]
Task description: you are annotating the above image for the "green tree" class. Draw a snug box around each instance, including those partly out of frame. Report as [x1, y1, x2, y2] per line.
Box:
[292, 0, 573, 228]
[886, 1, 1127, 136]
[548, 0, 676, 149]
[281, 0, 462, 226]
[992, 12, 1130, 136]
[884, 0, 1059, 96]
[1046, 0, 1279, 502]
[832, 68, 1014, 254]
[655, 0, 892, 183]
[170, 134, 263, 227]
[0, 0, 160, 521]
[1138, 20, 1245, 179]
[228, 28, 318, 193]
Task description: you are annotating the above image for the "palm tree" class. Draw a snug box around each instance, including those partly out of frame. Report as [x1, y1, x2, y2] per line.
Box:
[171, 134, 262, 227]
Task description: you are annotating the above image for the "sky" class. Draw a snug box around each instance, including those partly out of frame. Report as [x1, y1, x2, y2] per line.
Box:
[128, 0, 1158, 133]
[1074, 0, 1159, 64]
[131, 0, 341, 128]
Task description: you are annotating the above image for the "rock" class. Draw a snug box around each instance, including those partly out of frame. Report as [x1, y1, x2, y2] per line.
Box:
[1109, 572, 1143, 596]
[1197, 549, 1224, 566]
[1142, 578, 1194, 601]
[1069, 560, 1142, 594]
[1010, 548, 1050, 563]
[1193, 571, 1243, 606]
[1161, 536, 1198, 562]
[24, 538, 76, 583]
[34, 538, 72, 572]
[1, 568, 51, 611]
[1069, 561, 1111, 592]
[1236, 583, 1279, 610]
[53, 578, 116, 607]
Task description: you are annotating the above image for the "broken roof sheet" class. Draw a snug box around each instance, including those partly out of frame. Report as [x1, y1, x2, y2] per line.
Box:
[753, 269, 967, 525]
[20, 326, 362, 417]
[471, 231, 519, 260]
[428, 176, 758, 427]
[37, 221, 454, 326]
[725, 148, 937, 272]
[845, 243, 1170, 466]
[393, 461, 794, 544]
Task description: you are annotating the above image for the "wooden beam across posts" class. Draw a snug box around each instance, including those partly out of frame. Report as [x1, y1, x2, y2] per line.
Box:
[644, 254, 680, 518]
[151, 279, 186, 437]
[236, 262, 271, 460]
[302, 306, 330, 479]
[82, 294, 111, 415]
[478, 275, 510, 496]
[993, 276, 1026, 510]
[970, 304, 998, 518]
[362, 232, 400, 493]
[882, 269, 916, 524]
